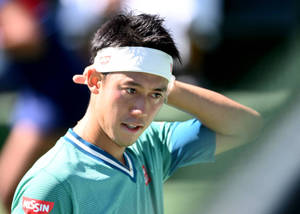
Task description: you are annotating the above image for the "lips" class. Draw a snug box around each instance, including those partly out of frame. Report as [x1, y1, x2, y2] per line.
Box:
[121, 122, 144, 133]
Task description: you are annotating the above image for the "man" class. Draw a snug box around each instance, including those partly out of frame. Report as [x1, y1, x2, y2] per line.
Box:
[11, 13, 262, 213]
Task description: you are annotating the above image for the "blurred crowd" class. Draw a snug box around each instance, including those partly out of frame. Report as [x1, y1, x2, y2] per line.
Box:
[0, 0, 299, 213]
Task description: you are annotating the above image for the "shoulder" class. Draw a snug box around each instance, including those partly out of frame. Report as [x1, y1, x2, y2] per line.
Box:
[11, 167, 72, 213]
[131, 119, 204, 150]
[13, 138, 80, 199]
[11, 138, 86, 213]
[138, 120, 174, 140]
[140, 119, 207, 140]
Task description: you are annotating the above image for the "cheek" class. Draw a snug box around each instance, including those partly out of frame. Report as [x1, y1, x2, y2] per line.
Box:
[102, 88, 122, 105]
[95, 90, 122, 119]
[103, 91, 128, 119]
[154, 104, 162, 114]
[147, 102, 163, 119]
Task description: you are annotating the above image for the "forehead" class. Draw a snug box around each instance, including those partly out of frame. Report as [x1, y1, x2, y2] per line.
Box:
[105, 72, 169, 89]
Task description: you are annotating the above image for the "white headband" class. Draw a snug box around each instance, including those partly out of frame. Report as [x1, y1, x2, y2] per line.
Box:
[93, 46, 174, 82]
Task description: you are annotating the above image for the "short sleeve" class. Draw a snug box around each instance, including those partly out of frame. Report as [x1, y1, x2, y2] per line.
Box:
[11, 170, 73, 214]
[161, 119, 216, 179]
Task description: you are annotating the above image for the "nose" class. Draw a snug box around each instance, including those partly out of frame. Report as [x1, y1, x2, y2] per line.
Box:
[130, 96, 147, 117]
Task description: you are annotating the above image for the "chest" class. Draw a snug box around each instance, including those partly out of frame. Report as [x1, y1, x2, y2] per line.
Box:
[71, 160, 164, 214]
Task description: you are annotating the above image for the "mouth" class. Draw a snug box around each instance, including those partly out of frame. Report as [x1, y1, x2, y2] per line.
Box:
[121, 123, 143, 133]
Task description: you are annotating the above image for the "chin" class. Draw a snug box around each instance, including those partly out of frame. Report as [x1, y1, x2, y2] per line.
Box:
[112, 137, 135, 148]
[120, 140, 136, 147]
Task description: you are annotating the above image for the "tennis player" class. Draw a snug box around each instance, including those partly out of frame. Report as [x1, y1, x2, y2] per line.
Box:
[11, 13, 262, 214]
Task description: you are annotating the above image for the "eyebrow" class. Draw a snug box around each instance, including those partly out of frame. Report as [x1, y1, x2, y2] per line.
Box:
[123, 80, 168, 92]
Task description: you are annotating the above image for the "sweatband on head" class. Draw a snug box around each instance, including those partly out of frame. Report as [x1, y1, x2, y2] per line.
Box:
[93, 46, 174, 83]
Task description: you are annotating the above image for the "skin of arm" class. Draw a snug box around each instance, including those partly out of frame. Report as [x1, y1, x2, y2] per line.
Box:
[167, 80, 263, 155]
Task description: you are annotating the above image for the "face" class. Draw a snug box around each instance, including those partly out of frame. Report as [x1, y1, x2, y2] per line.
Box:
[93, 72, 168, 148]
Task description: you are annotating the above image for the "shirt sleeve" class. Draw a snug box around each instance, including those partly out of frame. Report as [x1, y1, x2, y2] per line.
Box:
[11, 170, 73, 214]
[152, 118, 216, 180]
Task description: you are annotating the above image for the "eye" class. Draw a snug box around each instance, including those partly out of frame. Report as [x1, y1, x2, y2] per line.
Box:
[126, 88, 136, 94]
[151, 93, 163, 99]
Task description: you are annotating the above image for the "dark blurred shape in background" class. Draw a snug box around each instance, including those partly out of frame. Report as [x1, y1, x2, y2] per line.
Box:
[192, 0, 299, 89]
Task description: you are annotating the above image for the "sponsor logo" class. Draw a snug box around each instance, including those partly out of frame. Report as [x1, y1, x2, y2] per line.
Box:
[22, 197, 54, 214]
[99, 56, 111, 65]
[142, 165, 151, 185]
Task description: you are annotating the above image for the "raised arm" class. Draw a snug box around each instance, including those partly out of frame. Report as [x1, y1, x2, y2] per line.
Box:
[167, 80, 263, 155]
[73, 69, 263, 155]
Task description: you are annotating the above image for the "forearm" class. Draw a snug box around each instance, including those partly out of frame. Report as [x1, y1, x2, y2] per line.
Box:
[167, 81, 262, 139]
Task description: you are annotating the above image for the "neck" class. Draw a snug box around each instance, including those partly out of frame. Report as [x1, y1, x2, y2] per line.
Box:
[73, 106, 126, 164]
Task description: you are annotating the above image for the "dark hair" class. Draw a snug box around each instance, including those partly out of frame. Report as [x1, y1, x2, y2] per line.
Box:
[90, 13, 181, 63]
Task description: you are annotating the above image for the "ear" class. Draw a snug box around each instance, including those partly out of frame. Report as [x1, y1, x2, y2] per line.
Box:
[85, 66, 104, 94]
[72, 65, 92, 85]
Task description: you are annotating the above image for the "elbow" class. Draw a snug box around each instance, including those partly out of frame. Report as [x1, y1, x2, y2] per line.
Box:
[239, 111, 264, 143]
